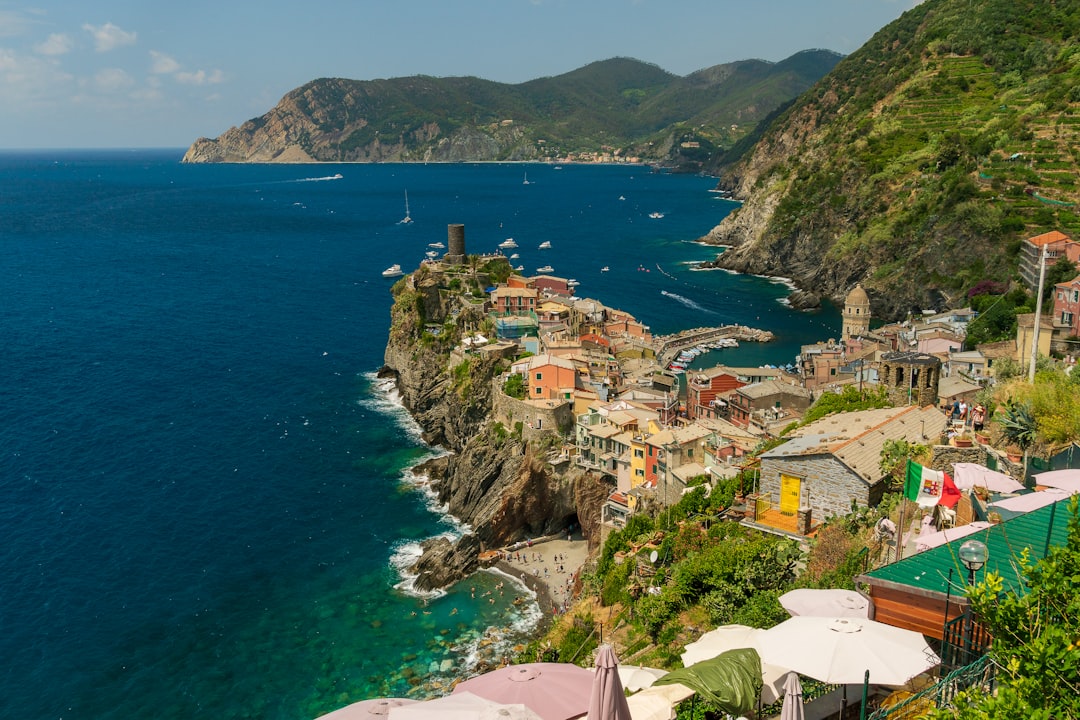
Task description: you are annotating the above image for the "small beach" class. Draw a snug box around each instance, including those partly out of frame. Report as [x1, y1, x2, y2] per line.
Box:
[494, 529, 591, 622]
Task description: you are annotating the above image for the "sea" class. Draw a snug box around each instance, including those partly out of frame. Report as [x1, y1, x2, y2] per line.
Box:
[0, 150, 841, 720]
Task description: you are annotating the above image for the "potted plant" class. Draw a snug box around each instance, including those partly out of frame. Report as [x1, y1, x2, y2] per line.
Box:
[952, 431, 973, 448]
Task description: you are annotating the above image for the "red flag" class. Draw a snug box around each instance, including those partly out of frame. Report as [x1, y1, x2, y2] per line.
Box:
[938, 472, 961, 508]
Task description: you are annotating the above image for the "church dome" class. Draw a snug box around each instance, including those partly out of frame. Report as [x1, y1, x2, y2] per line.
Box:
[845, 284, 870, 307]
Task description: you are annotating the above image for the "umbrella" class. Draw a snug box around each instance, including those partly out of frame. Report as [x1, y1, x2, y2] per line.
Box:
[452, 663, 595, 720]
[389, 692, 542, 720]
[617, 666, 668, 692]
[589, 645, 632, 720]
[680, 625, 786, 703]
[914, 522, 992, 553]
[654, 648, 762, 718]
[778, 589, 870, 619]
[1033, 469, 1080, 493]
[951, 463, 1024, 493]
[779, 672, 805, 720]
[756, 617, 941, 687]
[989, 488, 1075, 514]
[625, 682, 695, 720]
[318, 698, 417, 719]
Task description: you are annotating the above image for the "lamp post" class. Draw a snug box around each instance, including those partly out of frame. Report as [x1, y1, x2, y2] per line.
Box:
[958, 539, 989, 662]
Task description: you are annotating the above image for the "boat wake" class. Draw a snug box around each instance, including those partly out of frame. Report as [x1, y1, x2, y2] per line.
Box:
[293, 173, 344, 182]
[661, 289, 713, 313]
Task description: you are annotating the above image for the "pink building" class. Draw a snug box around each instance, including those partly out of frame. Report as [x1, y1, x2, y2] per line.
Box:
[1054, 274, 1080, 337]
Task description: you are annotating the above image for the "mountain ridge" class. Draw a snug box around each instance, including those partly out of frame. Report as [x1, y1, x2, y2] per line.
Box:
[181, 52, 841, 166]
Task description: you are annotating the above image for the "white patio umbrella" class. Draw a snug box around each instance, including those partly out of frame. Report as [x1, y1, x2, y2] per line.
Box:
[317, 698, 418, 719]
[914, 522, 992, 553]
[389, 691, 543, 720]
[778, 589, 870, 619]
[989, 488, 1075, 513]
[951, 463, 1024, 493]
[1033, 468, 1080, 493]
[624, 682, 695, 720]
[680, 624, 786, 703]
[616, 666, 668, 692]
[756, 617, 941, 687]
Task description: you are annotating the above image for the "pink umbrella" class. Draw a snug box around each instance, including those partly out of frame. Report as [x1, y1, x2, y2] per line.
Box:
[1033, 469, 1080, 493]
[452, 663, 595, 720]
[390, 692, 542, 720]
[779, 589, 870, 619]
[989, 488, 1076, 513]
[951, 463, 1024, 493]
[915, 522, 993, 552]
[317, 698, 418, 719]
[589, 645, 631, 720]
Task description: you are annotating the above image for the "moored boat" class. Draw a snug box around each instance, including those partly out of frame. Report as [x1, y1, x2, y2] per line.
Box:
[382, 264, 403, 278]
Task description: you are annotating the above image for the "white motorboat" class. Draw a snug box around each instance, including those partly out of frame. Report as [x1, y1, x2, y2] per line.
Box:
[648, 211, 664, 219]
[382, 264, 403, 278]
[498, 238, 518, 249]
[536, 265, 554, 274]
[538, 241, 552, 249]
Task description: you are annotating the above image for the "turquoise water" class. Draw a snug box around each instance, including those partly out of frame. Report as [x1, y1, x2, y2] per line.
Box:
[0, 151, 839, 719]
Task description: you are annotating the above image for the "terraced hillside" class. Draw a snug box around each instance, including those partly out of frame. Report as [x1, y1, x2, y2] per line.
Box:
[705, 0, 1080, 319]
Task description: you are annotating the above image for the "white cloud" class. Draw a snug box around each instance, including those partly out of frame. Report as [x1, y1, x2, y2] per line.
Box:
[0, 47, 75, 105]
[83, 22, 136, 52]
[35, 33, 73, 56]
[176, 68, 224, 86]
[93, 67, 134, 92]
[0, 10, 36, 38]
[150, 50, 180, 74]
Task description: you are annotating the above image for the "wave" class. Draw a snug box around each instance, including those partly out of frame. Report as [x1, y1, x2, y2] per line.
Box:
[660, 289, 713, 313]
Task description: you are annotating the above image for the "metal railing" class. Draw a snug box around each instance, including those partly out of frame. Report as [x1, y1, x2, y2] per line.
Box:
[867, 655, 995, 719]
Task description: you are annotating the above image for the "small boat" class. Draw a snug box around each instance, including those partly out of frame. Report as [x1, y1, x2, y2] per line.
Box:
[514, 265, 524, 271]
[538, 241, 551, 249]
[425, 251, 438, 259]
[498, 238, 518, 249]
[600, 266, 609, 272]
[523, 171, 531, 185]
[382, 264, 403, 278]
[537, 265, 554, 274]
[567, 279, 579, 287]
[618, 195, 625, 201]
[509, 253, 519, 259]
[648, 212, 664, 219]
[399, 190, 413, 224]
[427, 241, 444, 249]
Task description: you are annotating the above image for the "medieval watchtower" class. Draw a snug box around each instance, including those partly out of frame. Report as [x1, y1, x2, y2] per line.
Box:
[880, 351, 941, 407]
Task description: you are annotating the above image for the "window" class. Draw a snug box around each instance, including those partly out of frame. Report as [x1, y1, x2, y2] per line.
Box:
[535, 372, 542, 381]
[534, 386, 542, 395]
[634, 448, 644, 458]
[635, 468, 644, 477]
[1063, 311, 1074, 325]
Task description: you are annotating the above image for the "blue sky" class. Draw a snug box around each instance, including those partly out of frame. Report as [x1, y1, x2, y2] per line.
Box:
[0, 1, 922, 149]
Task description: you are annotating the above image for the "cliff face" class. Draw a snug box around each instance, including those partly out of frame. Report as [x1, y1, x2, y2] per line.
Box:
[702, 0, 1080, 322]
[381, 264, 607, 591]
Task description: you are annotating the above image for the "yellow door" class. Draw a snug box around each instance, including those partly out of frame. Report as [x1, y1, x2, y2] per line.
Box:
[780, 475, 801, 515]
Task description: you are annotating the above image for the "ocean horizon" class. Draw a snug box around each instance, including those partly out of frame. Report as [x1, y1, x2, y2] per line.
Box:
[0, 150, 840, 719]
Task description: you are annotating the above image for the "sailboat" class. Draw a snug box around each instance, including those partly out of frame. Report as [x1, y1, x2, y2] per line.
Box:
[399, 190, 413, 224]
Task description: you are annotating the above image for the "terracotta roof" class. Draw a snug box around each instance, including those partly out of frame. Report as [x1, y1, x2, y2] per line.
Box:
[1026, 230, 1071, 246]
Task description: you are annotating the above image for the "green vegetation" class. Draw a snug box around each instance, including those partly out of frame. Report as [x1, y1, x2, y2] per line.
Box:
[800, 385, 891, 426]
[931, 498, 1080, 719]
[715, 0, 1080, 314]
[502, 374, 526, 399]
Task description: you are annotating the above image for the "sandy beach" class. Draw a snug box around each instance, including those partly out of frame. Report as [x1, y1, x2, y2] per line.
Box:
[493, 528, 591, 619]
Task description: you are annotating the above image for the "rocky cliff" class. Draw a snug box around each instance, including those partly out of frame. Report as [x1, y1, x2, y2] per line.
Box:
[700, 0, 1080, 322]
[380, 261, 608, 591]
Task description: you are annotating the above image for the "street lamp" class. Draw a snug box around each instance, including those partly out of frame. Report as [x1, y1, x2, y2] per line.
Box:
[958, 539, 989, 586]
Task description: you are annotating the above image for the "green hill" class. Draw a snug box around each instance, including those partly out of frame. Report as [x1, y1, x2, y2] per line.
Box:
[181, 53, 840, 166]
[704, 0, 1080, 319]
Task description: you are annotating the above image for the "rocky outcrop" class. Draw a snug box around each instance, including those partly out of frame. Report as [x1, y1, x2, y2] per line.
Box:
[381, 264, 608, 590]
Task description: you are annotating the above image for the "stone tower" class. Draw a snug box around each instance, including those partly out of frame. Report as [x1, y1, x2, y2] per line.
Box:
[880, 351, 941, 407]
[445, 223, 466, 265]
[842, 284, 871, 342]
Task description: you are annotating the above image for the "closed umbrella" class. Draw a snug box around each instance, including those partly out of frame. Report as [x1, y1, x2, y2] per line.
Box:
[452, 663, 595, 720]
[778, 589, 870, 619]
[756, 617, 940, 687]
[952, 463, 1024, 493]
[318, 698, 418, 719]
[589, 645, 632, 720]
[779, 672, 805, 720]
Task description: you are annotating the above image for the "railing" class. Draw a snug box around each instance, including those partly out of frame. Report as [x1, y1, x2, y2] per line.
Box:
[940, 612, 992, 672]
[867, 655, 995, 719]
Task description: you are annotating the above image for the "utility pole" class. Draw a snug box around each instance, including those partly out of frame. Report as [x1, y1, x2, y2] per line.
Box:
[1029, 243, 1048, 383]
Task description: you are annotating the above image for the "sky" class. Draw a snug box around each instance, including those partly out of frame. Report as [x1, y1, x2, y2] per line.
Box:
[0, 1, 923, 149]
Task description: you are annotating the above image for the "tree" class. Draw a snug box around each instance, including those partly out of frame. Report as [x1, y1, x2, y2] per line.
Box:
[932, 498, 1080, 719]
[996, 397, 1037, 487]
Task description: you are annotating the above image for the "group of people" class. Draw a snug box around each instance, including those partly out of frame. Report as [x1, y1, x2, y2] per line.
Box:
[948, 398, 986, 432]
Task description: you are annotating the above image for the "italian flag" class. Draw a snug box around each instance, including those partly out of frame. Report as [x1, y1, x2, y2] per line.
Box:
[905, 460, 960, 508]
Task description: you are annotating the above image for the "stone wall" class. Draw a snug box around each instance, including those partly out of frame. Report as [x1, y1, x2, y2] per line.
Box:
[760, 454, 873, 522]
[491, 379, 575, 442]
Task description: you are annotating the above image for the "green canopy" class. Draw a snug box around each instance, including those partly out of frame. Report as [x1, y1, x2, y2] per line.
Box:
[653, 648, 763, 717]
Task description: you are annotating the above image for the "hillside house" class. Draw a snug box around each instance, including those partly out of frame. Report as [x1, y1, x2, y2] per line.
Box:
[727, 380, 813, 433]
[686, 365, 784, 420]
[524, 353, 578, 401]
[1018, 230, 1080, 290]
[1053, 274, 1080, 338]
[754, 406, 948, 535]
